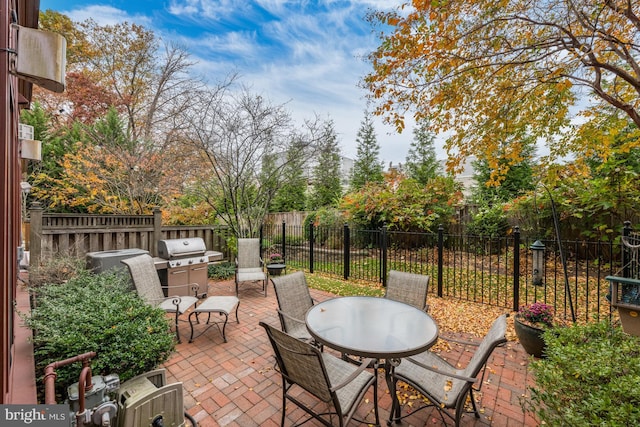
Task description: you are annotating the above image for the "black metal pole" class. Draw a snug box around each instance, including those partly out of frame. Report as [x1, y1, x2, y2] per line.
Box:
[437, 224, 444, 297]
[513, 226, 521, 311]
[344, 223, 350, 280]
[542, 184, 576, 323]
[281, 221, 286, 262]
[623, 221, 632, 278]
[309, 222, 314, 274]
[381, 226, 388, 287]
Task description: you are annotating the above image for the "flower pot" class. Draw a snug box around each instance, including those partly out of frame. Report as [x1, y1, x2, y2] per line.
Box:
[267, 264, 286, 276]
[514, 315, 547, 358]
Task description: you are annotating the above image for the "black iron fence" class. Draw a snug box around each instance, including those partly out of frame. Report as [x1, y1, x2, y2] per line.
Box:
[262, 222, 634, 324]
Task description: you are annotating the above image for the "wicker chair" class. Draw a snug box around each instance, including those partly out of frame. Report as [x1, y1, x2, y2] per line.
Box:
[235, 238, 267, 297]
[271, 271, 315, 343]
[385, 270, 430, 311]
[388, 314, 508, 426]
[260, 321, 379, 427]
[121, 254, 199, 343]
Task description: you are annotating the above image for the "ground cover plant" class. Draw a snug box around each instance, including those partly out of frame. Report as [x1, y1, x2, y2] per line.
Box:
[24, 270, 175, 401]
[524, 320, 640, 426]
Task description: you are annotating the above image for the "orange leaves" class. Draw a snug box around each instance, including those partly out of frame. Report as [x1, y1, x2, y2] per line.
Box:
[364, 1, 640, 177]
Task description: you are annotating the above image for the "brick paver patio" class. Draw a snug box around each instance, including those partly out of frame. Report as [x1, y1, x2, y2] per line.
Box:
[163, 278, 539, 427]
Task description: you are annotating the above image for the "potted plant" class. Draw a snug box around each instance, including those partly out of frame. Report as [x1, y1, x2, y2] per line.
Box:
[514, 302, 554, 358]
[266, 253, 285, 275]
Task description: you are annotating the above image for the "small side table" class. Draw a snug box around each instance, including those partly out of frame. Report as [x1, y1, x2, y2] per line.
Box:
[267, 263, 286, 276]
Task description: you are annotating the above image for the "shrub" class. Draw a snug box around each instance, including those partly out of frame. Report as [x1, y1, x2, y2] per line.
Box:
[24, 270, 175, 401]
[28, 255, 86, 288]
[208, 261, 236, 279]
[466, 203, 510, 238]
[524, 320, 640, 425]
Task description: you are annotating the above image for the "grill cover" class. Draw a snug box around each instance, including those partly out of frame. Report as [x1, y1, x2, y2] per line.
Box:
[158, 237, 207, 259]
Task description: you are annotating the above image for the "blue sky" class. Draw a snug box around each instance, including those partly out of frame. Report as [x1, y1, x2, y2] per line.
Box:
[40, 0, 431, 165]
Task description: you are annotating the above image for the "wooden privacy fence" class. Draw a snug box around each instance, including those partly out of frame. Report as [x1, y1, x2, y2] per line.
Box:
[27, 203, 232, 268]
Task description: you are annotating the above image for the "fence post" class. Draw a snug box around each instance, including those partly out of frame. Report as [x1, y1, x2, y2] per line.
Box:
[281, 221, 286, 261]
[309, 222, 315, 273]
[259, 225, 264, 259]
[29, 202, 43, 270]
[513, 226, 521, 312]
[437, 224, 444, 297]
[344, 223, 350, 280]
[152, 208, 162, 256]
[623, 221, 632, 278]
[381, 226, 388, 287]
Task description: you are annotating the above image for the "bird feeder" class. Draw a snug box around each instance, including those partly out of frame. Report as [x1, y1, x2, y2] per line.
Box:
[531, 240, 545, 286]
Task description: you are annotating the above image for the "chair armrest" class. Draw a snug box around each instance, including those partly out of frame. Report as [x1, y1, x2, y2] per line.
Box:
[148, 295, 183, 307]
[160, 282, 201, 297]
[277, 310, 305, 326]
[439, 334, 481, 347]
[404, 356, 477, 383]
[330, 358, 376, 392]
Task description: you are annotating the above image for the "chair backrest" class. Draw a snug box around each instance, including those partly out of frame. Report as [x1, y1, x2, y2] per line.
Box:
[271, 271, 314, 332]
[260, 321, 332, 401]
[462, 314, 508, 379]
[385, 270, 430, 311]
[121, 254, 165, 305]
[237, 238, 262, 269]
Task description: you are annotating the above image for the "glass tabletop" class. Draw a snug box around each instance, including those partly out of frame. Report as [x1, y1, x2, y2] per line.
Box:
[305, 296, 438, 359]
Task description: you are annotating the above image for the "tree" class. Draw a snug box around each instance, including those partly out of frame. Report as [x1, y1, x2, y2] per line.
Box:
[53, 108, 188, 214]
[270, 138, 308, 212]
[364, 1, 640, 182]
[308, 120, 343, 210]
[470, 140, 537, 204]
[405, 120, 440, 185]
[341, 170, 463, 232]
[349, 112, 383, 190]
[187, 84, 318, 237]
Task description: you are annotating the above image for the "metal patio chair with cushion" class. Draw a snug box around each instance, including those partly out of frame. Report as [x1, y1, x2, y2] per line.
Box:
[388, 314, 508, 426]
[385, 270, 430, 312]
[259, 321, 380, 427]
[121, 254, 200, 343]
[235, 238, 268, 297]
[271, 271, 316, 344]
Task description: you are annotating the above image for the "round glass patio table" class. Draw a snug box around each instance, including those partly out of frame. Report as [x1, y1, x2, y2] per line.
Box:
[305, 295, 438, 359]
[306, 296, 439, 423]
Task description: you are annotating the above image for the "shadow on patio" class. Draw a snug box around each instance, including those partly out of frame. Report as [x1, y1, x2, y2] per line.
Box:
[163, 278, 539, 427]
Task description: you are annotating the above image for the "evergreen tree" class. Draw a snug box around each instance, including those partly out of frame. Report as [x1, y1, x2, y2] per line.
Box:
[349, 112, 383, 190]
[270, 138, 308, 212]
[470, 140, 537, 204]
[405, 120, 440, 185]
[308, 121, 342, 209]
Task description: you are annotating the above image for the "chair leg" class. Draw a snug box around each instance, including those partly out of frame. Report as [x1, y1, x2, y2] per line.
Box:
[280, 378, 287, 427]
[174, 310, 181, 343]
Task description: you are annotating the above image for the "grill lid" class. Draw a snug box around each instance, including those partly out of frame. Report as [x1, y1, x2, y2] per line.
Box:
[158, 237, 207, 259]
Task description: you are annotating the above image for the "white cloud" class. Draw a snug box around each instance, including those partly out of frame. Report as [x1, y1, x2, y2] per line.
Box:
[62, 5, 151, 27]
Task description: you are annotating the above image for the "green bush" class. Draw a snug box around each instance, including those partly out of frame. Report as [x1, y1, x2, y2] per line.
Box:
[466, 203, 510, 238]
[208, 261, 236, 279]
[524, 320, 640, 426]
[25, 270, 175, 400]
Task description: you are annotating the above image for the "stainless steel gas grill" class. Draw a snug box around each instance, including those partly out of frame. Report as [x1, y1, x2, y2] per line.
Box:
[156, 237, 211, 298]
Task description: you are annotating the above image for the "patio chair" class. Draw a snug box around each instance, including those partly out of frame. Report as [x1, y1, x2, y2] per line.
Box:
[385, 270, 430, 311]
[271, 271, 316, 344]
[121, 254, 200, 343]
[388, 314, 508, 426]
[235, 238, 267, 297]
[259, 321, 380, 427]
